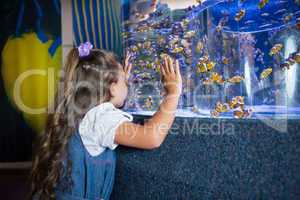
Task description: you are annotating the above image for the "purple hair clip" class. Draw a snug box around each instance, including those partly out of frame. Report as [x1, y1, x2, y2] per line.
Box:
[78, 42, 93, 58]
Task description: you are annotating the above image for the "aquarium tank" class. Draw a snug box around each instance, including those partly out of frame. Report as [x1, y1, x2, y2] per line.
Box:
[121, 0, 300, 119]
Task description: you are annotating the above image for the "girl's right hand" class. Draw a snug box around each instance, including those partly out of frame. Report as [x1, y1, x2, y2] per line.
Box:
[161, 55, 182, 96]
[115, 55, 182, 150]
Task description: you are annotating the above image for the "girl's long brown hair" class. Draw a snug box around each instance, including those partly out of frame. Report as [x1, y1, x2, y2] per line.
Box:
[30, 48, 120, 199]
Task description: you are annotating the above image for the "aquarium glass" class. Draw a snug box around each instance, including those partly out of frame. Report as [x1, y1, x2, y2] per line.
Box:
[121, 0, 300, 118]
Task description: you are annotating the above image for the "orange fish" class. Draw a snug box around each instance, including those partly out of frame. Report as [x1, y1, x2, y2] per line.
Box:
[229, 96, 244, 109]
[296, 21, 300, 30]
[211, 109, 220, 118]
[144, 96, 153, 109]
[235, 9, 246, 21]
[269, 44, 283, 56]
[235, 96, 245, 105]
[227, 75, 244, 83]
[215, 102, 230, 113]
[234, 109, 252, 119]
[283, 13, 293, 23]
[294, 52, 300, 63]
[203, 78, 214, 85]
[222, 56, 229, 65]
[260, 67, 273, 80]
[196, 41, 204, 53]
[211, 72, 225, 84]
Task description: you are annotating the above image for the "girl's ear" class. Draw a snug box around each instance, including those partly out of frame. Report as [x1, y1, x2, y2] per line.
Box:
[110, 82, 117, 97]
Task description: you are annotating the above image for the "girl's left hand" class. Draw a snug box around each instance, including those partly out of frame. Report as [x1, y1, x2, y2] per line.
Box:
[124, 52, 133, 80]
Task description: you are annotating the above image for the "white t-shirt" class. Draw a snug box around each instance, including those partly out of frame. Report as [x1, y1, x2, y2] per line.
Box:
[78, 102, 133, 157]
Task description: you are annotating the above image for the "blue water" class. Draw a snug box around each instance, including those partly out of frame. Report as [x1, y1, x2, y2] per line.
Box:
[122, 0, 300, 119]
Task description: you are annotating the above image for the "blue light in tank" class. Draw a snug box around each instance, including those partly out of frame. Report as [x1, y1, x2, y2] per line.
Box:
[244, 58, 252, 102]
[285, 36, 297, 102]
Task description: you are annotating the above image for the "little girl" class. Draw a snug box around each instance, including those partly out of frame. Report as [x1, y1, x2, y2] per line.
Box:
[30, 42, 182, 200]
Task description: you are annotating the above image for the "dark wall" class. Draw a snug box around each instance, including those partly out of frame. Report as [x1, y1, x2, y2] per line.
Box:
[112, 116, 300, 199]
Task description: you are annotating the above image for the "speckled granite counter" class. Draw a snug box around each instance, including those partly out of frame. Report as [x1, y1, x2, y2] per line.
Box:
[111, 116, 300, 199]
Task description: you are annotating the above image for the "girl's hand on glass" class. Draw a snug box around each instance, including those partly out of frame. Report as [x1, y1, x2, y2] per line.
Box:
[161, 55, 182, 96]
[124, 52, 133, 80]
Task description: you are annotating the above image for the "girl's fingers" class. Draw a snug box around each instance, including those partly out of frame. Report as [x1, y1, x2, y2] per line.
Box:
[168, 56, 175, 74]
[123, 52, 132, 79]
[125, 52, 130, 63]
[124, 65, 128, 75]
[124, 52, 131, 70]
[175, 59, 180, 75]
[126, 63, 133, 78]
[164, 57, 170, 74]
[161, 64, 166, 76]
[129, 63, 133, 72]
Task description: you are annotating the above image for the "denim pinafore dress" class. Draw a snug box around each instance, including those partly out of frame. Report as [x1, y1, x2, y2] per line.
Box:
[55, 131, 116, 200]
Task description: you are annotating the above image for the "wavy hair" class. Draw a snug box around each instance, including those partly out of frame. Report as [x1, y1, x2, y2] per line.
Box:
[30, 48, 120, 199]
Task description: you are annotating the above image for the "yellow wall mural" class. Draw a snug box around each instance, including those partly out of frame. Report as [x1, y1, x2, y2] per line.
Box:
[1, 32, 61, 134]
[0, 0, 61, 161]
